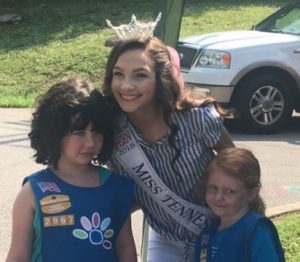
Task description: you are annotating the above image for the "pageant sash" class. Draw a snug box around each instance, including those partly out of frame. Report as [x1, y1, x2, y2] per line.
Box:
[113, 116, 214, 235]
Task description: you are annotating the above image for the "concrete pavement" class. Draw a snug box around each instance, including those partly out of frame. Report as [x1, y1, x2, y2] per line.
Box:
[0, 108, 299, 261]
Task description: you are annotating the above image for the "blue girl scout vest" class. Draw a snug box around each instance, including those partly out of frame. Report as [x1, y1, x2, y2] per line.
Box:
[25, 167, 134, 262]
[194, 210, 285, 262]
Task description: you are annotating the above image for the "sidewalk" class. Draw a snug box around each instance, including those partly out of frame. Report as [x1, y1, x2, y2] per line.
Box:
[1, 108, 299, 261]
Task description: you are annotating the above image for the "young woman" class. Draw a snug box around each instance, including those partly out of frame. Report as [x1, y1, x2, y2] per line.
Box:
[102, 37, 234, 261]
[6, 77, 137, 262]
[194, 147, 285, 261]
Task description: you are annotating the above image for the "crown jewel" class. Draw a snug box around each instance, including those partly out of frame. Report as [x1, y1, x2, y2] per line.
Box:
[106, 13, 161, 40]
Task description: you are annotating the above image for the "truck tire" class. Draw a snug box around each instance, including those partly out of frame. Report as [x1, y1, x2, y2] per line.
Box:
[234, 74, 293, 134]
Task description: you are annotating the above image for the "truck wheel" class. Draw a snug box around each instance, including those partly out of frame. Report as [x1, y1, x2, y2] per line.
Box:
[234, 74, 293, 134]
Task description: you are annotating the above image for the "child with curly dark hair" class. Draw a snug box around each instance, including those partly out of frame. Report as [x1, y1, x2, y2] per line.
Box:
[6, 77, 137, 262]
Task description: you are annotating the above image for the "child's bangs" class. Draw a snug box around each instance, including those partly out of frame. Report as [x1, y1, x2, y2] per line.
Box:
[70, 110, 105, 133]
[69, 112, 90, 131]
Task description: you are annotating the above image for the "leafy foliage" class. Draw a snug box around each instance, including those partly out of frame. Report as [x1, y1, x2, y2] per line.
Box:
[274, 213, 300, 262]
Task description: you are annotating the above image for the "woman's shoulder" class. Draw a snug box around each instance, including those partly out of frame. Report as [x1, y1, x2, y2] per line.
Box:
[173, 103, 223, 138]
[185, 102, 216, 112]
[175, 103, 220, 121]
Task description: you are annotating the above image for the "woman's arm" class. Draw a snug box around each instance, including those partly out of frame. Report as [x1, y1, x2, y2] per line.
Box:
[115, 215, 137, 262]
[212, 127, 235, 153]
[6, 182, 35, 262]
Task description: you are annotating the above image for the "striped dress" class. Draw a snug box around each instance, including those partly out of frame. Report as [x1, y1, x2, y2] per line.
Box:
[111, 104, 223, 244]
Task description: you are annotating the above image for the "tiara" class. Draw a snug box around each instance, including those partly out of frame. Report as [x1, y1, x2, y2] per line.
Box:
[106, 13, 161, 40]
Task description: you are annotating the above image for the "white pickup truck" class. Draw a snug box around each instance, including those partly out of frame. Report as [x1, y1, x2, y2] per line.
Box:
[177, 2, 300, 133]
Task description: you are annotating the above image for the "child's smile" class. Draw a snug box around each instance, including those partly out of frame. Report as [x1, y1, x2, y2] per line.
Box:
[205, 168, 256, 228]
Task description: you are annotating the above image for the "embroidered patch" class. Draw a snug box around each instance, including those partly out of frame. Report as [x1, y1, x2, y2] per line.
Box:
[38, 182, 61, 193]
[201, 234, 210, 245]
[200, 248, 208, 260]
[40, 195, 71, 214]
[72, 212, 114, 249]
[44, 214, 74, 227]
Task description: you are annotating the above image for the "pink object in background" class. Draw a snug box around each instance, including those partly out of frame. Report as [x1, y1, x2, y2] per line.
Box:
[167, 46, 185, 89]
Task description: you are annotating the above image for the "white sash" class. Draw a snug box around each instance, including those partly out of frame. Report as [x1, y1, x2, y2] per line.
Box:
[113, 116, 214, 235]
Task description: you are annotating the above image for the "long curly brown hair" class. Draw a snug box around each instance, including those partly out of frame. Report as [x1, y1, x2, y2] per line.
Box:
[102, 37, 228, 178]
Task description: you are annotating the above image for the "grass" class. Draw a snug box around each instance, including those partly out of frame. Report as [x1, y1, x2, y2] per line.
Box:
[0, 0, 289, 107]
[0, 0, 299, 260]
[273, 213, 300, 262]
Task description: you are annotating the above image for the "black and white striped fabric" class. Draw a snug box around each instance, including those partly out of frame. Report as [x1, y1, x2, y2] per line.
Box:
[111, 104, 223, 244]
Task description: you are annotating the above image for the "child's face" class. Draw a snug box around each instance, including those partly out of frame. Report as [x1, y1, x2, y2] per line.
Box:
[205, 168, 256, 222]
[111, 49, 157, 116]
[59, 123, 103, 168]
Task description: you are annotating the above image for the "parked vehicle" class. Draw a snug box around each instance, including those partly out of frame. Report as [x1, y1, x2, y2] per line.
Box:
[177, 2, 300, 133]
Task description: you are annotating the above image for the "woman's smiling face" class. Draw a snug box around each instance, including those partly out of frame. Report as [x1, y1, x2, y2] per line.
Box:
[111, 49, 157, 116]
